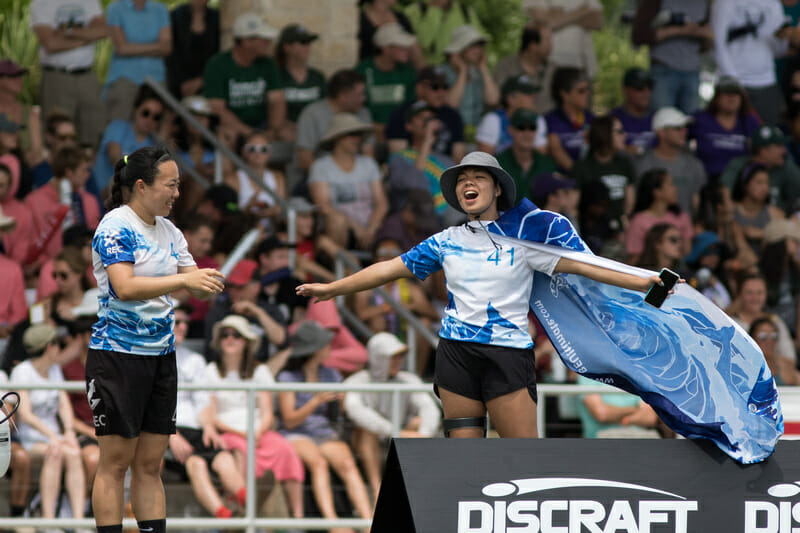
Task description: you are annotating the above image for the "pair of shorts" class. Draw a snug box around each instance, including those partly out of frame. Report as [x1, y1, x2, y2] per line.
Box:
[85, 349, 177, 438]
[163, 426, 222, 475]
[434, 338, 538, 404]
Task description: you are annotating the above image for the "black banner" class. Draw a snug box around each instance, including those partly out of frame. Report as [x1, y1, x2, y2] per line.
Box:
[373, 439, 800, 533]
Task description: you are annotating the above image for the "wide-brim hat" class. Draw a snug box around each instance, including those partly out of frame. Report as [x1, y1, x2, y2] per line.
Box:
[318, 113, 373, 150]
[444, 25, 487, 55]
[440, 151, 517, 213]
[289, 320, 335, 358]
[211, 314, 262, 360]
[233, 13, 279, 40]
[181, 95, 214, 116]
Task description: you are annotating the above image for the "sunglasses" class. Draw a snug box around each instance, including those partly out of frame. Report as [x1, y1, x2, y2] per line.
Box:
[56, 132, 78, 141]
[427, 83, 449, 91]
[514, 124, 537, 131]
[756, 332, 778, 341]
[139, 108, 163, 121]
[221, 329, 243, 340]
[245, 144, 270, 154]
[53, 271, 71, 280]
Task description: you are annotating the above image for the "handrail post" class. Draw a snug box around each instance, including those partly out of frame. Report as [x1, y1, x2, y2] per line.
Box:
[286, 208, 297, 270]
[214, 148, 223, 184]
[334, 255, 345, 309]
[537, 389, 546, 438]
[405, 321, 416, 375]
[391, 389, 401, 437]
[245, 388, 257, 533]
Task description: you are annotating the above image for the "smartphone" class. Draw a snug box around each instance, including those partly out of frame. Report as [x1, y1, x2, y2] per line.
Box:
[644, 268, 680, 308]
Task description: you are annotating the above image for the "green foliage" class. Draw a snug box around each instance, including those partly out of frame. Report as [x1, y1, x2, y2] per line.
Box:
[592, 24, 649, 113]
[0, 0, 40, 104]
[462, 0, 527, 66]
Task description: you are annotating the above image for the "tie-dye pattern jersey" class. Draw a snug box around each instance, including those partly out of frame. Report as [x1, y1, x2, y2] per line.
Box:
[401, 223, 560, 349]
[90, 206, 195, 355]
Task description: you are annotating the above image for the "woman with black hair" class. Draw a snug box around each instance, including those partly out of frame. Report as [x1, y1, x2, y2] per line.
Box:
[545, 66, 594, 172]
[636, 223, 686, 274]
[731, 162, 785, 257]
[625, 168, 693, 264]
[87, 146, 224, 533]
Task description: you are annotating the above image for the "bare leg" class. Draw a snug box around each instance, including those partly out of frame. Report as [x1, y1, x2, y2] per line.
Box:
[289, 437, 338, 519]
[437, 387, 487, 438]
[486, 388, 538, 438]
[93, 435, 138, 526]
[210, 451, 245, 496]
[9, 442, 31, 510]
[31, 443, 64, 519]
[63, 441, 87, 519]
[185, 455, 224, 516]
[281, 479, 304, 518]
[129, 432, 170, 521]
[351, 428, 382, 503]
[319, 440, 373, 521]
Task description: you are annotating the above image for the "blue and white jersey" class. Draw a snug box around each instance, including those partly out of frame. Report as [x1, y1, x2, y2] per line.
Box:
[90, 206, 195, 356]
[402, 223, 560, 349]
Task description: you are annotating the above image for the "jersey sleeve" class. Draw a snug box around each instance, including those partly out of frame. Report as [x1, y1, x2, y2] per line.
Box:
[170, 222, 196, 268]
[401, 233, 443, 280]
[92, 222, 136, 267]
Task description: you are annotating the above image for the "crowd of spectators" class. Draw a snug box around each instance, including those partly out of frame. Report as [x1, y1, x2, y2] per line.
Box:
[6, 0, 800, 527]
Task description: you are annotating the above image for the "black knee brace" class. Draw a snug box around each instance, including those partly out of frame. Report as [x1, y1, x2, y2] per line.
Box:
[442, 416, 488, 437]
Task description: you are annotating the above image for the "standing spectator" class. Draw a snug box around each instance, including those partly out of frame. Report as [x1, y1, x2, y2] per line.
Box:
[276, 24, 326, 125]
[690, 76, 761, 180]
[385, 66, 466, 163]
[632, 0, 713, 115]
[524, 0, 603, 80]
[359, 0, 425, 68]
[31, 0, 108, 145]
[0, 209, 26, 341]
[545, 67, 593, 172]
[356, 22, 418, 130]
[404, 0, 484, 65]
[165, 0, 219, 98]
[720, 125, 800, 213]
[496, 108, 558, 204]
[476, 74, 548, 155]
[493, 25, 554, 113]
[343, 332, 440, 500]
[611, 68, 656, 155]
[92, 85, 166, 193]
[441, 25, 499, 138]
[203, 13, 285, 140]
[28, 110, 79, 190]
[711, 0, 792, 126]
[0, 163, 34, 266]
[309, 114, 388, 250]
[104, 0, 172, 122]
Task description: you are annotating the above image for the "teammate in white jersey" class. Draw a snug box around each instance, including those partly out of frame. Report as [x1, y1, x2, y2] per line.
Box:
[87, 146, 224, 533]
[298, 151, 667, 439]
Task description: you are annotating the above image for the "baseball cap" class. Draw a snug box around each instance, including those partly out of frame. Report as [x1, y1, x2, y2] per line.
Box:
[501, 74, 540, 99]
[373, 23, 416, 48]
[623, 67, 653, 89]
[405, 100, 436, 122]
[286, 196, 316, 214]
[716, 75, 743, 94]
[233, 13, 279, 40]
[0, 113, 21, 133]
[751, 125, 788, 151]
[416, 65, 448, 86]
[531, 172, 576, 202]
[510, 108, 539, 128]
[227, 259, 258, 286]
[0, 60, 26, 77]
[279, 24, 318, 44]
[205, 184, 239, 215]
[652, 107, 692, 130]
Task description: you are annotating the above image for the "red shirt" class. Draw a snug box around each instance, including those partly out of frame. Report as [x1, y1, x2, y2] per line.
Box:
[188, 255, 220, 322]
[62, 357, 92, 425]
[0, 197, 34, 264]
[0, 253, 27, 325]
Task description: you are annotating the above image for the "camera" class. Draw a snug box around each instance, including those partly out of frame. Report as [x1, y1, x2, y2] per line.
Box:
[651, 10, 687, 28]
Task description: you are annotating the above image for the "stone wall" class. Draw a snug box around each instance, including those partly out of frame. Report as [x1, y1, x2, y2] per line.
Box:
[219, 0, 358, 76]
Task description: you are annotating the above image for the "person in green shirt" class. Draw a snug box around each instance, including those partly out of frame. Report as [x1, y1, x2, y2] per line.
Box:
[203, 13, 286, 139]
[356, 23, 417, 128]
[275, 24, 326, 124]
[495, 108, 557, 204]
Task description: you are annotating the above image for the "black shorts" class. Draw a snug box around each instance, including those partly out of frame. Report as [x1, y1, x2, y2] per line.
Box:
[164, 426, 222, 473]
[85, 349, 177, 438]
[434, 338, 538, 404]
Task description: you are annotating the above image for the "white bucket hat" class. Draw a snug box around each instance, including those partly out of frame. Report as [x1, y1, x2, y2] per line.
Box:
[444, 25, 487, 55]
[318, 113, 373, 149]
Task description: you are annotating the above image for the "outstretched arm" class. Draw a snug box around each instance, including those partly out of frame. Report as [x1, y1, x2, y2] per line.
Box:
[555, 257, 661, 293]
[296, 257, 413, 300]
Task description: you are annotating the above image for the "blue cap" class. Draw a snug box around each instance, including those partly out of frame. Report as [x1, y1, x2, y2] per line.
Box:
[685, 231, 721, 264]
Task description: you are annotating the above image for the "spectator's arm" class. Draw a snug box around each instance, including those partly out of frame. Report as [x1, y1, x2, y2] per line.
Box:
[109, 24, 172, 57]
[267, 89, 287, 137]
[32, 25, 93, 54]
[406, 282, 440, 321]
[528, 6, 604, 32]
[547, 133, 574, 172]
[7, 263, 27, 325]
[72, 415, 95, 439]
[365, 178, 389, 234]
[710, 3, 737, 77]
[353, 289, 389, 324]
[71, 14, 108, 42]
[408, 388, 442, 437]
[230, 300, 287, 346]
[106, 142, 122, 171]
[25, 106, 44, 169]
[296, 148, 314, 171]
[582, 394, 639, 424]
[208, 98, 253, 137]
[446, 59, 468, 110]
[343, 381, 395, 438]
[631, 0, 660, 46]
[15, 390, 61, 441]
[256, 390, 274, 436]
[58, 390, 76, 435]
[451, 142, 466, 163]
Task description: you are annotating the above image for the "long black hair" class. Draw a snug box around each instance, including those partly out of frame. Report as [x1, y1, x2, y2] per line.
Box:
[106, 145, 174, 211]
[633, 168, 681, 215]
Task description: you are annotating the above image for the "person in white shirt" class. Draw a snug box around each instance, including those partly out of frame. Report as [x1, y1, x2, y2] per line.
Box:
[0, 368, 32, 520]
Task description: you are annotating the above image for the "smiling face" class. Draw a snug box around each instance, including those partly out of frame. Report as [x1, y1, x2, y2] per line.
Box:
[455, 167, 500, 219]
[740, 278, 767, 313]
[137, 160, 180, 220]
[745, 170, 771, 203]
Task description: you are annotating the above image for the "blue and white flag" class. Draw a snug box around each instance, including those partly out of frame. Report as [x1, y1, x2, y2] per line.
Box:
[489, 200, 783, 464]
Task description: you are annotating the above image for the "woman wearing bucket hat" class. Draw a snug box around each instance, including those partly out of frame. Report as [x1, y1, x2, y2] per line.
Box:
[309, 113, 388, 250]
[202, 314, 306, 520]
[298, 151, 668, 439]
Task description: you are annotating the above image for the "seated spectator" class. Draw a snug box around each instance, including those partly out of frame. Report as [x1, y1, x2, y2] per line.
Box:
[728, 273, 797, 363]
[633, 107, 706, 216]
[689, 76, 760, 180]
[26, 145, 100, 264]
[92, 84, 166, 193]
[359, 0, 424, 68]
[786, 101, 800, 167]
[684, 231, 732, 309]
[0, 210, 27, 345]
[386, 101, 455, 218]
[356, 22, 417, 130]
[203, 13, 285, 140]
[385, 66, 466, 163]
[309, 114, 388, 250]
[224, 131, 286, 226]
[164, 305, 249, 520]
[731, 163, 785, 258]
[496, 108, 558, 204]
[276, 24, 326, 126]
[29, 110, 80, 190]
[277, 321, 373, 524]
[441, 25, 499, 138]
[174, 216, 218, 337]
[304, 299, 369, 376]
[545, 67, 593, 172]
[37, 247, 93, 326]
[750, 316, 800, 385]
[36, 224, 95, 302]
[10, 323, 87, 526]
[104, 0, 172, 122]
[493, 24, 554, 113]
[476, 74, 548, 155]
[636, 222, 686, 274]
[577, 374, 661, 438]
[626, 169, 693, 264]
[572, 114, 636, 232]
[631, 0, 712, 115]
[529, 171, 580, 227]
[0, 368, 31, 521]
[170, 95, 216, 219]
[254, 235, 309, 325]
[165, 0, 219, 98]
[578, 179, 617, 255]
[193, 184, 250, 260]
[720, 125, 800, 213]
[377, 188, 442, 252]
[404, 0, 484, 65]
[611, 68, 656, 156]
[344, 332, 440, 500]
[0, 162, 34, 265]
[31, 0, 108, 146]
[761, 218, 800, 332]
[0, 60, 42, 177]
[203, 314, 305, 519]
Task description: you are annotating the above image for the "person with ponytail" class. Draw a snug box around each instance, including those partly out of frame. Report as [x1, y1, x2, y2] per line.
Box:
[86, 146, 225, 533]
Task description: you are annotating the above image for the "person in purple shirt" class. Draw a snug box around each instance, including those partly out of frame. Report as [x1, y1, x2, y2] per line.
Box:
[689, 76, 761, 179]
[611, 68, 656, 156]
[545, 67, 594, 172]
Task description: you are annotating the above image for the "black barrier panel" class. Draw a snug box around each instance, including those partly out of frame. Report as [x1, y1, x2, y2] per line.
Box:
[373, 438, 800, 533]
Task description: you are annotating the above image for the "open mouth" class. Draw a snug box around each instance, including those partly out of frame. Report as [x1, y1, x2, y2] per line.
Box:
[464, 190, 479, 200]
